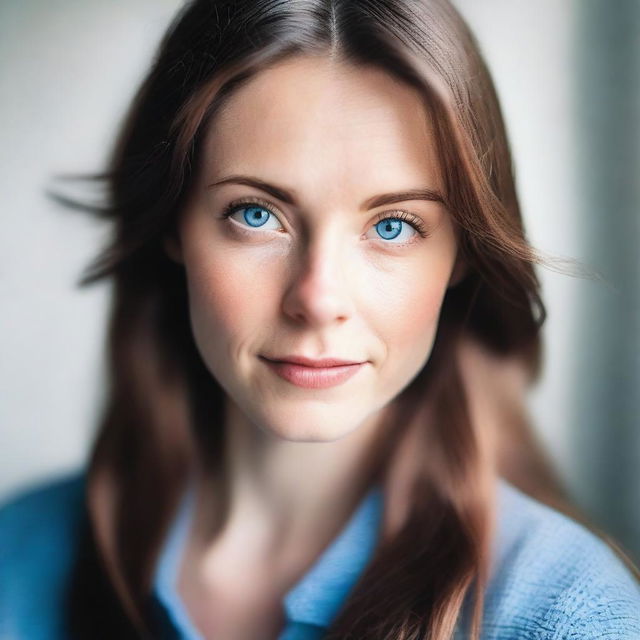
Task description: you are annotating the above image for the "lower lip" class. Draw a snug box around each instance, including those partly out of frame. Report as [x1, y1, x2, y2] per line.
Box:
[260, 357, 366, 389]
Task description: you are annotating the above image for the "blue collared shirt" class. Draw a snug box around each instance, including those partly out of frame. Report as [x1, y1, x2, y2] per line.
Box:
[1, 471, 640, 639]
[153, 483, 384, 640]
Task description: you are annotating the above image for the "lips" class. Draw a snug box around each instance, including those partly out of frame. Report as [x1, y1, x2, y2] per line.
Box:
[263, 354, 364, 368]
[259, 355, 366, 389]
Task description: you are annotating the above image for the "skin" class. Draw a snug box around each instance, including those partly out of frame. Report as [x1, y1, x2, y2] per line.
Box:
[166, 54, 462, 638]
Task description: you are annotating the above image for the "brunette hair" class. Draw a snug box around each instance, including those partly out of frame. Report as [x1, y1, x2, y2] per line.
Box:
[61, 0, 637, 638]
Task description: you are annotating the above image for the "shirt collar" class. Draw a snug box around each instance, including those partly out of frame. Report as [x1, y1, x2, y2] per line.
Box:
[153, 484, 203, 639]
[152, 482, 385, 637]
[282, 484, 384, 627]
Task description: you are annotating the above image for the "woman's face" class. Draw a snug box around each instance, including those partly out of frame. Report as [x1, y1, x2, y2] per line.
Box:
[171, 55, 460, 442]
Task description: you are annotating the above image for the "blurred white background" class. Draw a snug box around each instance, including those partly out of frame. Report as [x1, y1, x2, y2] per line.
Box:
[1, 1, 638, 560]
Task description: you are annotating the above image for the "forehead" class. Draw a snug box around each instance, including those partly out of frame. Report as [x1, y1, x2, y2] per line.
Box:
[200, 55, 443, 202]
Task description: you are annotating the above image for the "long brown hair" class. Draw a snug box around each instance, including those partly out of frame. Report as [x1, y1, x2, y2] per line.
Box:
[60, 1, 635, 638]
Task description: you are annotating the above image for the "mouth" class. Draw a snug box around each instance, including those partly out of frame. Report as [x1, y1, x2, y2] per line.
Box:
[261, 354, 366, 368]
[258, 355, 366, 389]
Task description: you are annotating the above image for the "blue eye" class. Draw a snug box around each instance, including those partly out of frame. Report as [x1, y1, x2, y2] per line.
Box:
[221, 202, 283, 231]
[368, 213, 426, 244]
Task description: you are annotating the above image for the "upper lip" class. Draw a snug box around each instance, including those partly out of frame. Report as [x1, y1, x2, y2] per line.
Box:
[262, 355, 365, 367]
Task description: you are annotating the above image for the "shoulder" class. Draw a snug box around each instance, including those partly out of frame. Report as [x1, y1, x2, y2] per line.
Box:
[480, 478, 640, 639]
[0, 470, 86, 561]
[0, 470, 87, 639]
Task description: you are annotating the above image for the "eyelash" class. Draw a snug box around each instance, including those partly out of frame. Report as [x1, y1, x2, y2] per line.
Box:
[219, 197, 430, 241]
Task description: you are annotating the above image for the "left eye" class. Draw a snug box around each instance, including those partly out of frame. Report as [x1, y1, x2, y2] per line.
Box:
[365, 217, 418, 243]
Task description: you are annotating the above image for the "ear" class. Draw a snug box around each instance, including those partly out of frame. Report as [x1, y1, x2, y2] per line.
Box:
[448, 251, 469, 288]
[163, 231, 183, 264]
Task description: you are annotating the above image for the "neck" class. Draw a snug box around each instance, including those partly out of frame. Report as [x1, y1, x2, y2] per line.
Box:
[188, 396, 393, 575]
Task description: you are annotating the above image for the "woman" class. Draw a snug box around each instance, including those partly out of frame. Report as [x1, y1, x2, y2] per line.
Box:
[1, 1, 639, 639]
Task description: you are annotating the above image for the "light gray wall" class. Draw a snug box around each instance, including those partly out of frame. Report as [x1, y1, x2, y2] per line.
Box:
[570, 0, 640, 560]
[0, 0, 183, 498]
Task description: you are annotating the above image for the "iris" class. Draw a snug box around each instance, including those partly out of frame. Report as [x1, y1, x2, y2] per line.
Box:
[376, 219, 402, 240]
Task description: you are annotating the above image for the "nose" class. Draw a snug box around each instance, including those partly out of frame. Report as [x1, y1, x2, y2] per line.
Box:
[281, 232, 355, 328]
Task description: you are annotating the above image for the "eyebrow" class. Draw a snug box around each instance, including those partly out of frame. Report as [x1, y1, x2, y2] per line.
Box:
[207, 175, 446, 210]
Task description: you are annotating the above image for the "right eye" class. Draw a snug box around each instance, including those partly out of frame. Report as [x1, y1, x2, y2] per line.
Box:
[220, 199, 284, 231]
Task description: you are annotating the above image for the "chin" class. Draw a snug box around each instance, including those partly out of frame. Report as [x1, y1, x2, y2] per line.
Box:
[267, 428, 343, 444]
[253, 405, 364, 443]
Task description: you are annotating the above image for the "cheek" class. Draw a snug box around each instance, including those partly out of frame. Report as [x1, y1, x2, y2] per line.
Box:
[183, 244, 280, 361]
[364, 248, 454, 385]
[370, 257, 451, 345]
[378, 276, 444, 352]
